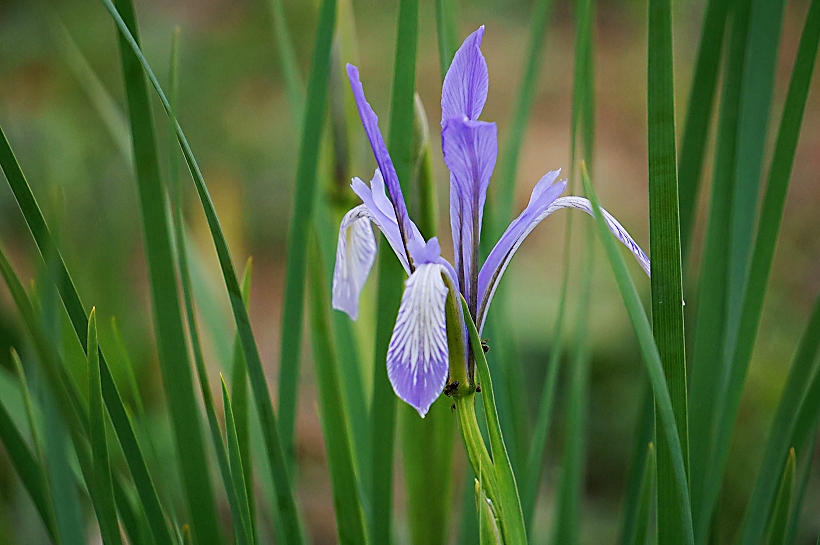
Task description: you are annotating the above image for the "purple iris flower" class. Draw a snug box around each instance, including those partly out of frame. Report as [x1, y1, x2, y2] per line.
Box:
[333, 26, 650, 417]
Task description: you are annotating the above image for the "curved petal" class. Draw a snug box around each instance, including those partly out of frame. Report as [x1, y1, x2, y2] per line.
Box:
[548, 196, 651, 274]
[441, 26, 489, 123]
[351, 170, 423, 274]
[332, 206, 378, 320]
[477, 181, 651, 332]
[476, 171, 565, 331]
[347, 64, 415, 263]
[442, 117, 498, 315]
[387, 263, 450, 417]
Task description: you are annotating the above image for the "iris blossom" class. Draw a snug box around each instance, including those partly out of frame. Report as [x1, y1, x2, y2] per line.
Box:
[333, 27, 650, 417]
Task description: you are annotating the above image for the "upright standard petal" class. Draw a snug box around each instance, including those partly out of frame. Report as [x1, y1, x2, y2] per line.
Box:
[347, 64, 415, 265]
[441, 26, 489, 123]
[332, 206, 378, 320]
[387, 263, 450, 417]
[442, 116, 498, 315]
[477, 175, 651, 332]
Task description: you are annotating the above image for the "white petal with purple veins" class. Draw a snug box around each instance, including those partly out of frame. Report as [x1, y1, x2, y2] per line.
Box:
[332, 206, 378, 320]
[387, 263, 450, 417]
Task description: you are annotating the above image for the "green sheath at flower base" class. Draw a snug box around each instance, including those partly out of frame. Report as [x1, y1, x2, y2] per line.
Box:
[443, 272, 470, 395]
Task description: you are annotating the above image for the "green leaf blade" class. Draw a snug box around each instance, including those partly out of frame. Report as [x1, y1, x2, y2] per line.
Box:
[88, 309, 123, 545]
[276, 0, 338, 462]
[582, 164, 694, 545]
[647, 0, 689, 542]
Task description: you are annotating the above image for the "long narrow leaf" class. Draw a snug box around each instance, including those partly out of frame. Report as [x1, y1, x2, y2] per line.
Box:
[619, 384, 655, 545]
[167, 30, 253, 545]
[0, 125, 176, 545]
[230, 260, 255, 535]
[702, 1, 820, 537]
[0, 376, 57, 541]
[221, 377, 255, 545]
[647, 0, 689, 542]
[724, 0, 787, 348]
[630, 443, 656, 545]
[582, 164, 694, 545]
[676, 0, 730, 255]
[97, 2, 307, 541]
[307, 238, 369, 544]
[687, 1, 750, 532]
[276, 0, 338, 462]
[764, 449, 796, 545]
[88, 309, 123, 545]
[111, 0, 222, 540]
[550, 235, 594, 545]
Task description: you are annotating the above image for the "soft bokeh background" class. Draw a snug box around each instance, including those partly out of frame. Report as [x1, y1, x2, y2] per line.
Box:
[0, 0, 818, 543]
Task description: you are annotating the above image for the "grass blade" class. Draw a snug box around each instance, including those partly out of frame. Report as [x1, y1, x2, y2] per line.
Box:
[647, 0, 689, 542]
[110, 318, 145, 417]
[630, 443, 656, 545]
[724, 0, 787, 348]
[166, 30, 253, 545]
[676, 0, 731, 256]
[0, 371, 57, 541]
[764, 449, 796, 545]
[619, 383, 655, 545]
[230, 259, 255, 536]
[88, 309, 123, 545]
[687, 1, 750, 533]
[785, 422, 818, 545]
[221, 377, 255, 545]
[0, 125, 176, 545]
[435, 0, 459, 78]
[550, 238, 594, 545]
[111, 0, 223, 540]
[307, 238, 369, 544]
[582, 164, 694, 545]
[276, 0, 338, 462]
[740, 291, 820, 541]
[461, 296, 527, 545]
[265, 0, 305, 118]
[97, 2, 307, 540]
[701, 0, 820, 537]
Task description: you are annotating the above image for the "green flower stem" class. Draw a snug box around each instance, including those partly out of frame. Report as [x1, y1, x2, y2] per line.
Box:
[454, 395, 499, 504]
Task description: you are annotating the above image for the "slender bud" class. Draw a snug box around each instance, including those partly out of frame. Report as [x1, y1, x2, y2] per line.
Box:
[410, 93, 438, 238]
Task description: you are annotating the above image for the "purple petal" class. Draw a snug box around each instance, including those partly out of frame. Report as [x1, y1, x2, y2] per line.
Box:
[332, 206, 378, 320]
[476, 171, 566, 332]
[548, 196, 651, 274]
[442, 117, 498, 315]
[407, 237, 443, 266]
[387, 264, 450, 417]
[351, 170, 423, 274]
[347, 64, 415, 264]
[441, 26, 489, 124]
[477, 177, 652, 332]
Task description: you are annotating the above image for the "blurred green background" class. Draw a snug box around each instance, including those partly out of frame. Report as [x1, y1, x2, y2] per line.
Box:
[0, 0, 818, 543]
